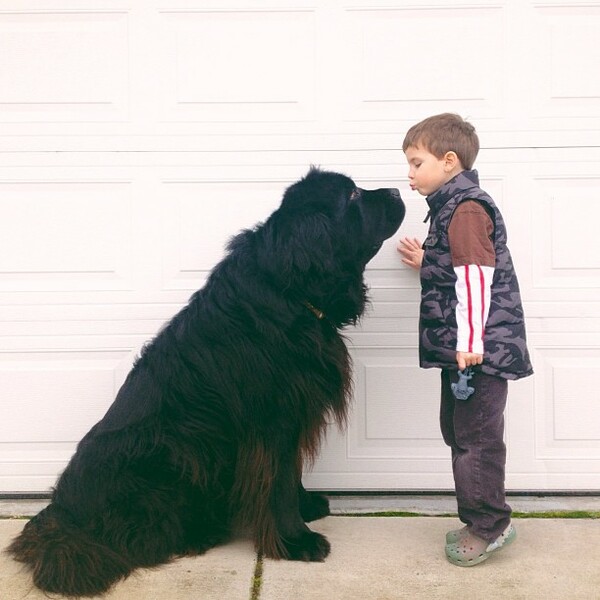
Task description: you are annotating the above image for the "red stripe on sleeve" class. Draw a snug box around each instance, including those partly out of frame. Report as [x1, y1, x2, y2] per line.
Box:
[478, 265, 485, 343]
[465, 265, 474, 352]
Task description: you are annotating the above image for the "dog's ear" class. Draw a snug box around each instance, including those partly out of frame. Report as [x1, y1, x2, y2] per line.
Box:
[258, 167, 356, 289]
[279, 167, 322, 211]
[279, 167, 351, 214]
[261, 211, 335, 289]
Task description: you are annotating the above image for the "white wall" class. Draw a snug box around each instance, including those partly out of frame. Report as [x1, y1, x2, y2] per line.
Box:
[1, 0, 599, 493]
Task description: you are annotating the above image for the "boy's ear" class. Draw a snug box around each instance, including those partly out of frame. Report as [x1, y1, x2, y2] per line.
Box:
[443, 151, 460, 172]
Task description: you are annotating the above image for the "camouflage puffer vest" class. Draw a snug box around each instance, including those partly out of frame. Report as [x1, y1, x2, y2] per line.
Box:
[419, 170, 533, 380]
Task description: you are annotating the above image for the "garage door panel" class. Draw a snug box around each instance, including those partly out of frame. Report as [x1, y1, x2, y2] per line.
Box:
[159, 180, 284, 290]
[0, 350, 132, 461]
[346, 348, 446, 458]
[531, 5, 600, 118]
[534, 347, 600, 459]
[533, 177, 600, 284]
[0, 348, 137, 490]
[158, 8, 317, 123]
[361, 354, 440, 441]
[341, 5, 505, 122]
[0, 10, 129, 123]
[0, 181, 133, 292]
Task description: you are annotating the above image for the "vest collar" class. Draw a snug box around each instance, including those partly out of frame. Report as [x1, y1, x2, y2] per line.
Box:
[424, 169, 480, 222]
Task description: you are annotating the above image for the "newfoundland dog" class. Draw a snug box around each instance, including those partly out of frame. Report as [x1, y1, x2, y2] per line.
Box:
[7, 168, 405, 597]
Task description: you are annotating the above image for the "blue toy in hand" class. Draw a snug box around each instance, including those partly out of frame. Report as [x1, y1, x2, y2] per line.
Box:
[451, 367, 475, 400]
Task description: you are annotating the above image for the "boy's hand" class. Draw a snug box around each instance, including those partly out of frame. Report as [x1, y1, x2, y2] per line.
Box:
[456, 351, 483, 371]
[397, 237, 424, 270]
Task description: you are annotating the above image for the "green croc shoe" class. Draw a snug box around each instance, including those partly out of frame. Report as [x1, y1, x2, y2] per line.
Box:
[445, 523, 516, 567]
[446, 525, 469, 544]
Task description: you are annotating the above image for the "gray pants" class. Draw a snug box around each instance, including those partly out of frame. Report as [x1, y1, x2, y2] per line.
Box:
[440, 369, 511, 543]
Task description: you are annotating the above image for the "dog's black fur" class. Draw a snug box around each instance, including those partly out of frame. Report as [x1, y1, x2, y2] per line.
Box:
[7, 168, 404, 597]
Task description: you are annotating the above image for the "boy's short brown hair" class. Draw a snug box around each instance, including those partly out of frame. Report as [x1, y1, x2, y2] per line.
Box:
[402, 113, 479, 170]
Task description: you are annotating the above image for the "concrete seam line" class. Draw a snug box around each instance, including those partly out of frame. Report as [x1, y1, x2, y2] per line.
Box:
[250, 552, 263, 600]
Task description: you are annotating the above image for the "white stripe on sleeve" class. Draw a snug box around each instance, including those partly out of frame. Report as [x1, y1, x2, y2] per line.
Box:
[454, 264, 494, 354]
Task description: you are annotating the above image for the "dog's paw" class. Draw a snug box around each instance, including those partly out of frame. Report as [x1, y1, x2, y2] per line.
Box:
[300, 492, 330, 523]
[281, 529, 331, 562]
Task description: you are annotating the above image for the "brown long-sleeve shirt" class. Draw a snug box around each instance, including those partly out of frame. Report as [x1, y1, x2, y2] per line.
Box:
[448, 200, 495, 267]
[447, 200, 495, 354]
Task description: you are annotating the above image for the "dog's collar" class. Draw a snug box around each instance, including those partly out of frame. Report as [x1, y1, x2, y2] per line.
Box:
[303, 301, 325, 320]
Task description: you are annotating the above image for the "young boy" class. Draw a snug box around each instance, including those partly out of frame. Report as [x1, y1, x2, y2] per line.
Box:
[397, 113, 533, 566]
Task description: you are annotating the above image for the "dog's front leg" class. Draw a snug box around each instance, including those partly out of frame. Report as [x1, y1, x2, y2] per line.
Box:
[235, 436, 330, 561]
[298, 482, 331, 523]
[265, 441, 331, 561]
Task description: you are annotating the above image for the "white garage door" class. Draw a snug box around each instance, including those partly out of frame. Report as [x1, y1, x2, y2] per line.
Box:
[1, 0, 599, 493]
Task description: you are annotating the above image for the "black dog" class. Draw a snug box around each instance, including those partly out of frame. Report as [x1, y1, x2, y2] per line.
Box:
[7, 168, 404, 597]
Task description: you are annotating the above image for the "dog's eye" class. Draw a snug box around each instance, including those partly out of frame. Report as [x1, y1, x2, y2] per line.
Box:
[349, 189, 360, 201]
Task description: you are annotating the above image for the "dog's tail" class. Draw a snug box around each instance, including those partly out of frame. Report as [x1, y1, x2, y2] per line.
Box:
[6, 503, 132, 597]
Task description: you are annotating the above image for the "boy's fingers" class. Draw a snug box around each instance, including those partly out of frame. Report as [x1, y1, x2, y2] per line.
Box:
[397, 239, 423, 270]
[456, 353, 484, 370]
